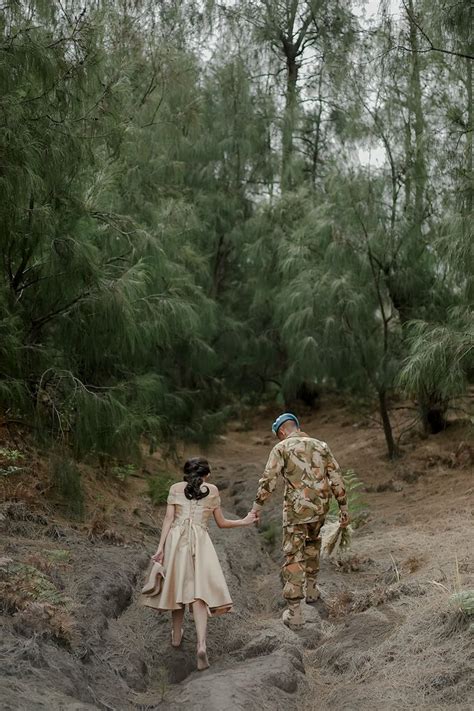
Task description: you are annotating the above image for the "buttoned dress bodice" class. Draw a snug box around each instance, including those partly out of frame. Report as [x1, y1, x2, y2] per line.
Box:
[172, 492, 216, 525]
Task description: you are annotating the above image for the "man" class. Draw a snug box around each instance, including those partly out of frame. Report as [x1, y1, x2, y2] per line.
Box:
[252, 413, 349, 629]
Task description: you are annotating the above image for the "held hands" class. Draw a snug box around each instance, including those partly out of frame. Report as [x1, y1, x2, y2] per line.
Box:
[242, 510, 258, 526]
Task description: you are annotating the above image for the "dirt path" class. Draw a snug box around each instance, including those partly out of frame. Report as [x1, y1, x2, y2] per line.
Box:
[1, 401, 472, 709]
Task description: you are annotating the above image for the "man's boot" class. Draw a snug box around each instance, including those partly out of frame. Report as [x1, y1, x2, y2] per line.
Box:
[305, 578, 321, 604]
[282, 600, 303, 629]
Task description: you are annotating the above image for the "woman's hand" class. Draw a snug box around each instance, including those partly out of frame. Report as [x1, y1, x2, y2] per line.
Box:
[151, 548, 163, 563]
[242, 511, 258, 526]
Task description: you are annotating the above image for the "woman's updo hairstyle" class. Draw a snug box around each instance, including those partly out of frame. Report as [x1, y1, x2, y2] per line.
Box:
[183, 457, 210, 500]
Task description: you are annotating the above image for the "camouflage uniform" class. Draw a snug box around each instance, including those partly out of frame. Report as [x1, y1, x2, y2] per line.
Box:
[253, 432, 347, 602]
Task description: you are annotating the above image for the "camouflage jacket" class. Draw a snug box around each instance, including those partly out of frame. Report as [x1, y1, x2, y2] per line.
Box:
[253, 432, 347, 526]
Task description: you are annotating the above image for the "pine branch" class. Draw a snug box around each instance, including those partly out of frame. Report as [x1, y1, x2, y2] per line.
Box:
[400, 1, 474, 61]
[29, 293, 91, 334]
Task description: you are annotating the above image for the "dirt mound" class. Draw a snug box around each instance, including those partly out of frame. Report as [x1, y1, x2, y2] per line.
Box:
[165, 645, 305, 711]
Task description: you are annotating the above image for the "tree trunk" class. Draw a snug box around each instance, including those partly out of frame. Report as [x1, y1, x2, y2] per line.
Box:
[281, 52, 298, 192]
[378, 389, 399, 459]
[311, 65, 324, 187]
[407, 2, 446, 432]
[407, 0, 427, 235]
[419, 393, 448, 435]
[465, 56, 473, 219]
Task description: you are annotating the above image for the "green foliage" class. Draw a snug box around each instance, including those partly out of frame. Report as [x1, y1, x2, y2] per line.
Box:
[400, 313, 474, 405]
[0, 1, 236, 458]
[0, 447, 25, 476]
[0, 448, 24, 462]
[260, 520, 280, 548]
[450, 591, 474, 618]
[42, 549, 71, 563]
[0, 465, 24, 477]
[50, 456, 85, 519]
[328, 469, 367, 525]
[111, 464, 136, 482]
[147, 473, 175, 506]
[0, 0, 471, 467]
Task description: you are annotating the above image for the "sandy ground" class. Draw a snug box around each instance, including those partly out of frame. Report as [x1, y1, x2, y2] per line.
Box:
[0, 398, 472, 709]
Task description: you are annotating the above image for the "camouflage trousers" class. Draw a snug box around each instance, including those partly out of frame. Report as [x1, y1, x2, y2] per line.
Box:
[281, 518, 324, 601]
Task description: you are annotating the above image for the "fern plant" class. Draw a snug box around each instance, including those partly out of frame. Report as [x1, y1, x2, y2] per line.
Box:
[328, 469, 367, 526]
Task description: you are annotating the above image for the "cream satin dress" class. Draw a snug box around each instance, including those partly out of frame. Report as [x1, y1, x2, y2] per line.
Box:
[141, 490, 233, 616]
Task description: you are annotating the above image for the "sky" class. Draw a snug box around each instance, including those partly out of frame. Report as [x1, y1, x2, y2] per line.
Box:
[356, 0, 403, 168]
[363, 0, 402, 21]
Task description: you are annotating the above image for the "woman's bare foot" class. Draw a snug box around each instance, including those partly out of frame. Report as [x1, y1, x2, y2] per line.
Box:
[171, 628, 183, 648]
[196, 644, 209, 671]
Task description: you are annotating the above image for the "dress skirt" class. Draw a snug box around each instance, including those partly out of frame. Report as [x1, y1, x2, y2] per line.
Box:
[140, 492, 233, 616]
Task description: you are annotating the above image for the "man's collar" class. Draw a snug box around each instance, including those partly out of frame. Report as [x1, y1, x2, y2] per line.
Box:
[285, 430, 310, 439]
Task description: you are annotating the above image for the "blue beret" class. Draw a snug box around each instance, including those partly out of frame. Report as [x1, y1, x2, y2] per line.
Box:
[272, 412, 300, 434]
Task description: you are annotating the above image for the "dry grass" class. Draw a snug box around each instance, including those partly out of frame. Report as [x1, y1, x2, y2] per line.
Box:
[23, 553, 54, 574]
[0, 557, 76, 648]
[331, 554, 370, 573]
[325, 581, 427, 619]
[0, 501, 47, 524]
[85, 516, 125, 544]
[303, 591, 473, 710]
[325, 590, 354, 617]
[403, 555, 424, 574]
[0, 560, 69, 614]
[13, 602, 78, 648]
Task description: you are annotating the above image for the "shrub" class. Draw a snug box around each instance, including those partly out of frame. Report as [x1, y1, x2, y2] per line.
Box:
[111, 464, 136, 482]
[0, 447, 24, 461]
[450, 590, 474, 621]
[147, 472, 175, 505]
[0, 447, 25, 477]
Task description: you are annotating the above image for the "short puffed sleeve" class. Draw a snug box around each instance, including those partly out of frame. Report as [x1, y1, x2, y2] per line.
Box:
[211, 494, 221, 510]
[166, 490, 179, 505]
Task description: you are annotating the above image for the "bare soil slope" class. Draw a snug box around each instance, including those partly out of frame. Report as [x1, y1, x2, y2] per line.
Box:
[0, 400, 472, 710]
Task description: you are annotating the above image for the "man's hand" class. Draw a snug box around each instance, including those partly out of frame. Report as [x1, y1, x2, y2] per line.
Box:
[151, 548, 163, 563]
[339, 509, 350, 528]
[242, 511, 258, 526]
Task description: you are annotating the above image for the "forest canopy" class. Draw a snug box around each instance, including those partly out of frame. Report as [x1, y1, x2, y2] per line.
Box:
[1, 0, 472, 460]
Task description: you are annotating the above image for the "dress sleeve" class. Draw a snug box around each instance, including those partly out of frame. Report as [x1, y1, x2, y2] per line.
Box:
[212, 494, 221, 510]
[166, 491, 178, 505]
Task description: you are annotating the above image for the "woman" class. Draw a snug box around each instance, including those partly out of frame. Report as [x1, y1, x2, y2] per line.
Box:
[141, 457, 256, 671]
